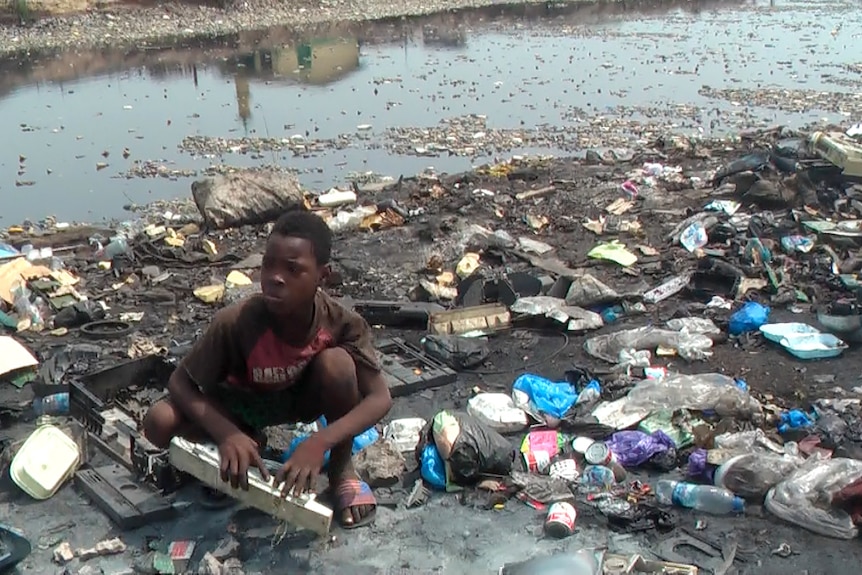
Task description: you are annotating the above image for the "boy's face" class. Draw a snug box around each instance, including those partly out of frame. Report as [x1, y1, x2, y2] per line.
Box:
[260, 234, 328, 318]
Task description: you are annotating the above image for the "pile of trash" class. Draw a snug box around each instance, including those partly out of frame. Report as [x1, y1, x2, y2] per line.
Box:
[4, 123, 862, 572]
[401, 365, 862, 540]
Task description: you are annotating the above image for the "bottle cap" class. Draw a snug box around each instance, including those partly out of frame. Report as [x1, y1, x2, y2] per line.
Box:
[732, 496, 745, 513]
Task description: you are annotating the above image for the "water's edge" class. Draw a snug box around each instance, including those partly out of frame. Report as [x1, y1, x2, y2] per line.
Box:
[0, 0, 688, 58]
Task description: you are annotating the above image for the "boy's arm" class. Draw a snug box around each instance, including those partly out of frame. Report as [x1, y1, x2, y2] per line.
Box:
[168, 369, 243, 444]
[315, 365, 392, 449]
[316, 316, 392, 449]
[168, 308, 245, 444]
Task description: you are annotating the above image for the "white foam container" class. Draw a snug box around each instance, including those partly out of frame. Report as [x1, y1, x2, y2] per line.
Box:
[10, 424, 81, 500]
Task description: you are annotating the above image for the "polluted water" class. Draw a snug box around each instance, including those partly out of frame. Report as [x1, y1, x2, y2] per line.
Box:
[0, 0, 860, 224]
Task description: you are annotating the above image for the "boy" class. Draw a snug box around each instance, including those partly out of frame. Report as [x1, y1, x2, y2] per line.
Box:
[143, 210, 392, 529]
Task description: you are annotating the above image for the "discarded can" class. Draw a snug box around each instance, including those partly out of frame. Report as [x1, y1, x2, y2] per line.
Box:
[523, 450, 551, 474]
[584, 442, 613, 466]
[544, 502, 577, 539]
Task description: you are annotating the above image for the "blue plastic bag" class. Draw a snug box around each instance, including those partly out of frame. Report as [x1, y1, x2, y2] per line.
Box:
[420, 444, 447, 490]
[512, 373, 578, 419]
[576, 380, 602, 406]
[729, 302, 770, 335]
[778, 409, 815, 434]
[279, 417, 380, 467]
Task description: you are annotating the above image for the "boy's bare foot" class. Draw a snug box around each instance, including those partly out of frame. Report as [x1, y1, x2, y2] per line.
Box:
[329, 467, 377, 528]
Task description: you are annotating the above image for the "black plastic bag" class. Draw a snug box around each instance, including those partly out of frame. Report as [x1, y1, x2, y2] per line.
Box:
[53, 300, 106, 329]
[421, 335, 489, 370]
[416, 410, 515, 485]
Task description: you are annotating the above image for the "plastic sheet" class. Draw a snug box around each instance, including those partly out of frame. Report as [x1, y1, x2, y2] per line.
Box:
[499, 548, 603, 575]
[564, 274, 621, 307]
[666, 317, 721, 335]
[191, 170, 305, 229]
[623, 373, 762, 418]
[714, 429, 789, 454]
[421, 334, 490, 370]
[765, 456, 862, 539]
[279, 417, 378, 467]
[585, 326, 713, 363]
[778, 409, 815, 433]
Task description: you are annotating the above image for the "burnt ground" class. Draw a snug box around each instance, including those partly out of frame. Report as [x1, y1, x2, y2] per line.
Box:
[3, 130, 862, 573]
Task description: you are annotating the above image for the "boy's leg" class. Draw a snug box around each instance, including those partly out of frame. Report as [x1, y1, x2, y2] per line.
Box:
[297, 347, 375, 528]
[143, 392, 268, 504]
[143, 398, 204, 449]
[143, 394, 264, 449]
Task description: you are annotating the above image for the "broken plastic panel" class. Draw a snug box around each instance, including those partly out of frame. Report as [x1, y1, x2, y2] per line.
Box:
[376, 338, 457, 397]
[75, 463, 176, 529]
[69, 355, 180, 490]
[0, 524, 31, 573]
[339, 298, 444, 329]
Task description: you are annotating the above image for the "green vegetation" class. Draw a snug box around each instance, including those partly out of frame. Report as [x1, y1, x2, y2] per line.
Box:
[7, 0, 33, 22]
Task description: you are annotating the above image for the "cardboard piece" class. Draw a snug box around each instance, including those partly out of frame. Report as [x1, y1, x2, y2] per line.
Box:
[0, 336, 38, 378]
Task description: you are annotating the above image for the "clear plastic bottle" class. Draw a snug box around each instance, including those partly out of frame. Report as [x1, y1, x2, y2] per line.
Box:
[33, 392, 70, 416]
[655, 480, 744, 515]
[11, 281, 44, 328]
[103, 237, 130, 259]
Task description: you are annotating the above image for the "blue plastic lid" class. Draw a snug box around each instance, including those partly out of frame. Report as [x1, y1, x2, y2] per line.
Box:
[732, 496, 745, 513]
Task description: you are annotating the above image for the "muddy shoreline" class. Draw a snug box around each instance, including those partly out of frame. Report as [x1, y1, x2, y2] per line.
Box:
[0, 0, 630, 59]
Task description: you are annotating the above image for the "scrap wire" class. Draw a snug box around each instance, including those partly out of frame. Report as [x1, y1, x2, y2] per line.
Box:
[271, 497, 289, 548]
[464, 328, 570, 376]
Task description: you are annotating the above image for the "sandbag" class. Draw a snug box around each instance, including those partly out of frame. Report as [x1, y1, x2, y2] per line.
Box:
[191, 170, 306, 229]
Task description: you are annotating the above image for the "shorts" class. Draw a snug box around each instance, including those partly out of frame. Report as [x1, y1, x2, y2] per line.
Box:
[205, 379, 322, 431]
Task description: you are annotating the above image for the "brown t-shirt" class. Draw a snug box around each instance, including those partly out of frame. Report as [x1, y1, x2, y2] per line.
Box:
[180, 290, 380, 393]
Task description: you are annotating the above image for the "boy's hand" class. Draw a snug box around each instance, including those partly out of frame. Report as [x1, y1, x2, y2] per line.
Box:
[218, 432, 270, 491]
[275, 436, 327, 498]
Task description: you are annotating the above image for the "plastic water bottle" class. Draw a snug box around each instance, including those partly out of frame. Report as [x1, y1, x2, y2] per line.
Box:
[33, 392, 70, 416]
[655, 480, 744, 515]
[103, 237, 130, 260]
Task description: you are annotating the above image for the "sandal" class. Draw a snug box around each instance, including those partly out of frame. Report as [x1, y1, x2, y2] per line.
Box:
[332, 478, 377, 529]
[198, 486, 236, 510]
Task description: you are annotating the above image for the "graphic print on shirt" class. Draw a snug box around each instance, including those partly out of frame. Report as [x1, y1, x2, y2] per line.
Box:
[230, 327, 334, 391]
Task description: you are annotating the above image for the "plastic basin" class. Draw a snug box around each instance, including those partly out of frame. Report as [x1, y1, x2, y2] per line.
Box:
[759, 323, 820, 344]
[779, 333, 848, 360]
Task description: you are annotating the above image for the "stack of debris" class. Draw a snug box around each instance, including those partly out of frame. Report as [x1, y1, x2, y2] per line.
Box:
[3, 125, 862, 573]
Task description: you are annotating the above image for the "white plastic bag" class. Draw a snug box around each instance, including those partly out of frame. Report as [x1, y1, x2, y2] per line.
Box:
[383, 418, 427, 453]
[467, 393, 529, 434]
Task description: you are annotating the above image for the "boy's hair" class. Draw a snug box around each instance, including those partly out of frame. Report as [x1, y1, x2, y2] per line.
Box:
[271, 209, 332, 265]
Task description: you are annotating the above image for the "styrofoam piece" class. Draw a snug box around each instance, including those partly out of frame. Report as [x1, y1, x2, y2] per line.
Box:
[168, 437, 333, 536]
